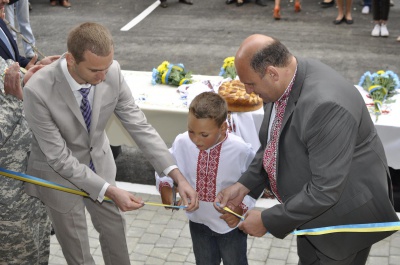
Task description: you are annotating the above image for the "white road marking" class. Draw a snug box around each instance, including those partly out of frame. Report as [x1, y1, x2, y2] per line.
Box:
[120, 1, 161, 31]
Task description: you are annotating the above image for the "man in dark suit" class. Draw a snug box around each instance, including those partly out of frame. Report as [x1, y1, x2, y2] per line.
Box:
[0, 1, 58, 69]
[0, 10, 30, 67]
[215, 34, 399, 264]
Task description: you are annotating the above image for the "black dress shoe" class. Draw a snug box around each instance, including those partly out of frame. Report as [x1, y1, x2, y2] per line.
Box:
[333, 16, 345, 25]
[321, 0, 335, 8]
[345, 18, 354, 24]
[255, 0, 267, 6]
[226, 0, 235, 4]
[160, 1, 168, 7]
[179, 0, 193, 5]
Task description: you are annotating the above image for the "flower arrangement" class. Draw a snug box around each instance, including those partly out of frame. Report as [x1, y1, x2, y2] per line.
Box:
[358, 70, 400, 119]
[151, 61, 193, 86]
[219, 56, 237, 80]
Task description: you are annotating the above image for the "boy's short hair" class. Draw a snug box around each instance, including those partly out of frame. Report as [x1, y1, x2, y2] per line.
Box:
[189, 92, 228, 127]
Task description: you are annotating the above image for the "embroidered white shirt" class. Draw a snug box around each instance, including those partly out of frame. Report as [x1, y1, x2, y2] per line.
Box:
[156, 132, 256, 234]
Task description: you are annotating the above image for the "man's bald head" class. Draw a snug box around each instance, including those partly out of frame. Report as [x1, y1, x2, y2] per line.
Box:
[235, 34, 292, 78]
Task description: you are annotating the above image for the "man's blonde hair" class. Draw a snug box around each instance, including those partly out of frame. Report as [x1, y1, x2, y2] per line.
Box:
[67, 22, 114, 63]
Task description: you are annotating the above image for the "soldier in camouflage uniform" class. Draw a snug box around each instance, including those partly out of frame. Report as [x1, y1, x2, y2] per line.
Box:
[0, 57, 51, 265]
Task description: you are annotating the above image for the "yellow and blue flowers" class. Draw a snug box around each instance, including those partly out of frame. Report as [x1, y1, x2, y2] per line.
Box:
[219, 56, 237, 80]
[152, 61, 193, 86]
[358, 70, 400, 118]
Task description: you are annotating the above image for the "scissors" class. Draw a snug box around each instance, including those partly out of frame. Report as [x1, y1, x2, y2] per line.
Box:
[171, 183, 179, 211]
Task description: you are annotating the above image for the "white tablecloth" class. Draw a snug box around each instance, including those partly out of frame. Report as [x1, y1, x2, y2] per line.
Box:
[105, 73, 400, 169]
[106, 71, 263, 150]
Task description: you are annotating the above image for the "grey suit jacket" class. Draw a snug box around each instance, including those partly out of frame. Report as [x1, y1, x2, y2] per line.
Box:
[23, 55, 174, 213]
[239, 57, 399, 260]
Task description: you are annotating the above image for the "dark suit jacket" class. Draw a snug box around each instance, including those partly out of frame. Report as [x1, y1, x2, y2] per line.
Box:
[0, 19, 29, 68]
[239, 57, 399, 260]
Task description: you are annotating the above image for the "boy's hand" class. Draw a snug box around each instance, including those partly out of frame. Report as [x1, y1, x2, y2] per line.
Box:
[220, 205, 244, 228]
[160, 185, 173, 206]
[160, 185, 181, 210]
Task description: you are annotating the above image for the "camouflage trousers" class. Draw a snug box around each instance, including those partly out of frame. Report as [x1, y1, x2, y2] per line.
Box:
[0, 194, 51, 265]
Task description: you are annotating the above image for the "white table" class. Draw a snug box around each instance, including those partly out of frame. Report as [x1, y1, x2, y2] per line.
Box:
[106, 71, 263, 150]
[105, 72, 400, 169]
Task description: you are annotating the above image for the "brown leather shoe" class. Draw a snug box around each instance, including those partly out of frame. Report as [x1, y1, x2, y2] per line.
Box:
[179, 0, 193, 5]
[60, 0, 71, 8]
[50, 0, 57, 6]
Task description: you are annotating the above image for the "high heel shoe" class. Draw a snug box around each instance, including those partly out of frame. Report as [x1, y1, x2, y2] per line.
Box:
[236, 0, 244, 6]
[321, 0, 334, 8]
[294, 2, 301, 12]
[333, 16, 345, 25]
[273, 7, 281, 20]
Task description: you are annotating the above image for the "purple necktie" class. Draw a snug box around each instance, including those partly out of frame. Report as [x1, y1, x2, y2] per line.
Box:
[79, 87, 95, 172]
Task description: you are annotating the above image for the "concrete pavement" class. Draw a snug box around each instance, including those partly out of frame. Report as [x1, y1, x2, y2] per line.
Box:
[47, 183, 400, 265]
[23, 0, 400, 264]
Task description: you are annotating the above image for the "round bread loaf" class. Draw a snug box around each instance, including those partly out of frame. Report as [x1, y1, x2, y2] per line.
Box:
[218, 80, 263, 112]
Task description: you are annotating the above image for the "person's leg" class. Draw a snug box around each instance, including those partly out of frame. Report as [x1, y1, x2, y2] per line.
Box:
[316, 246, 371, 264]
[15, 0, 36, 57]
[0, 195, 51, 265]
[45, 200, 96, 265]
[344, 0, 353, 21]
[295, 0, 301, 12]
[218, 228, 248, 265]
[380, 0, 390, 20]
[4, 3, 17, 41]
[297, 236, 371, 265]
[85, 198, 131, 265]
[297, 236, 319, 265]
[189, 221, 221, 265]
[335, 0, 345, 21]
[274, 0, 281, 20]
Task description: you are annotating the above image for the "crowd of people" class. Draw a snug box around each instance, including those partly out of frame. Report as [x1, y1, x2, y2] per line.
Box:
[0, 0, 399, 264]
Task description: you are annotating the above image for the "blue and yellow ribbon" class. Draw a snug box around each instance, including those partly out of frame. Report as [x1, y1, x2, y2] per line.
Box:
[0, 167, 182, 207]
[0, 167, 113, 202]
[216, 202, 400, 235]
[2, 167, 400, 234]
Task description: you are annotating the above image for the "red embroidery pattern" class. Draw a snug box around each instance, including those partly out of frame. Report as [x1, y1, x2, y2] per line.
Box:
[159, 181, 171, 193]
[263, 71, 296, 202]
[240, 203, 249, 215]
[196, 144, 222, 202]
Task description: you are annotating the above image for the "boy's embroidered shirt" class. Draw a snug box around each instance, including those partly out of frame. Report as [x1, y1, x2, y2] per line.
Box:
[156, 132, 256, 234]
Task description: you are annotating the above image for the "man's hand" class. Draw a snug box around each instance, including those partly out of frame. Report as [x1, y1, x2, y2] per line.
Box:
[105, 185, 144, 212]
[168, 168, 199, 212]
[0, 7, 5, 20]
[220, 204, 244, 228]
[38, 55, 61, 65]
[26, 54, 60, 70]
[238, 210, 267, 237]
[214, 182, 249, 212]
[4, 62, 23, 100]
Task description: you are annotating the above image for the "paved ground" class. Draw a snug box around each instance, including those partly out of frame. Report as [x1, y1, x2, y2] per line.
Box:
[47, 190, 400, 265]
[17, 0, 400, 264]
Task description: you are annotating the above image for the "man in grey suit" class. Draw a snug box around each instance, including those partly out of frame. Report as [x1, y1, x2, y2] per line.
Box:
[23, 22, 198, 265]
[215, 34, 399, 264]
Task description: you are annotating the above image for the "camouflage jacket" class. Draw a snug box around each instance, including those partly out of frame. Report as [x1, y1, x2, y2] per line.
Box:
[0, 58, 51, 265]
[0, 58, 33, 217]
